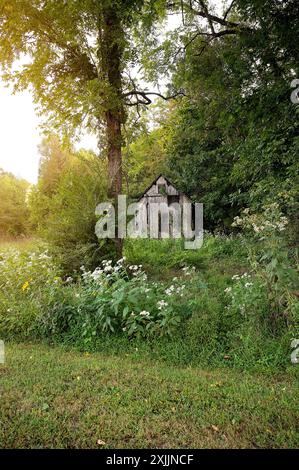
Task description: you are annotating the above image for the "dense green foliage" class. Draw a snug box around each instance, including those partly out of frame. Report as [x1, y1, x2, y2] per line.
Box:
[28, 135, 109, 272]
[0, 169, 30, 236]
[125, 0, 299, 230]
[0, 0, 162, 133]
[0, 3, 298, 363]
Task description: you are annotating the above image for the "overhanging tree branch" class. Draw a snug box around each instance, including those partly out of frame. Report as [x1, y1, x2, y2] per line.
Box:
[190, 0, 240, 28]
[168, 1, 253, 34]
[198, 0, 215, 35]
[123, 90, 185, 106]
[224, 0, 236, 21]
[169, 0, 254, 60]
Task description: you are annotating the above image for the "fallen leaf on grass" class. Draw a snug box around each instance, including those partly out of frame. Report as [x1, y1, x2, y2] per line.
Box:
[211, 425, 219, 432]
[97, 439, 106, 446]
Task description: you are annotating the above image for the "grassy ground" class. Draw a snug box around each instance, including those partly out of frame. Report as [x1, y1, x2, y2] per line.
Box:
[0, 237, 298, 448]
[0, 342, 298, 449]
[124, 237, 249, 279]
[0, 237, 40, 252]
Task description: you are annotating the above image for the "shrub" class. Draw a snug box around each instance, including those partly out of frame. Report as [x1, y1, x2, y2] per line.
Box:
[232, 204, 299, 333]
[28, 139, 110, 274]
[37, 259, 199, 345]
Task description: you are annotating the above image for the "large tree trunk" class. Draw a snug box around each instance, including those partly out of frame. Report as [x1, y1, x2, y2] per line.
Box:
[101, 5, 125, 256]
[106, 110, 122, 198]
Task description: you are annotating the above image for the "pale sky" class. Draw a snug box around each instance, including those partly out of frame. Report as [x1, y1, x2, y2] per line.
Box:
[0, 84, 41, 184]
[0, 83, 97, 184]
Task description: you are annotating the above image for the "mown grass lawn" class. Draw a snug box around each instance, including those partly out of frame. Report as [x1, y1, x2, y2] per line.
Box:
[0, 342, 298, 449]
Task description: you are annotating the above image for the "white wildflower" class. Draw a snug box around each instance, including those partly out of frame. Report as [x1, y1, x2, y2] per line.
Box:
[157, 300, 168, 310]
[139, 310, 150, 317]
[165, 285, 175, 296]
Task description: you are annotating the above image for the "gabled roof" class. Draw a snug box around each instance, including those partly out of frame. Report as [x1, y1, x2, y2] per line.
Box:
[138, 174, 187, 201]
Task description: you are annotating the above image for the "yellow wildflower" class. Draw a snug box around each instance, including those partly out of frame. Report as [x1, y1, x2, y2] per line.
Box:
[22, 281, 29, 292]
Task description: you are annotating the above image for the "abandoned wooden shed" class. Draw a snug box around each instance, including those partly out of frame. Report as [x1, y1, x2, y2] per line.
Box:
[134, 174, 192, 238]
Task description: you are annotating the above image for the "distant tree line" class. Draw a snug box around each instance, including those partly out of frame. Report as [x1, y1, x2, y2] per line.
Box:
[0, 169, 30, 237]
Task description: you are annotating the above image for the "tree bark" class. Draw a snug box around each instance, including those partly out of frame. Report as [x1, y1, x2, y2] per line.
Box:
[106, 110, 122, 198]
[101, 5, 125, 256]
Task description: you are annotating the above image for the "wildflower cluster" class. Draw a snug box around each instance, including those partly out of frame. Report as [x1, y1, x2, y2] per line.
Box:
[165, 284, 186, 297]
[80, 258, 146, 285]
[0, 241, 201, 343]
[224, 272, 266, 318]
[0, 249, 59, 297]
[232, 204, 289, 235]
[231, 202, 298, 328]
[0, 248, 60, 337]
[182, 266, 196, 276]
[69, 260, 191, 341]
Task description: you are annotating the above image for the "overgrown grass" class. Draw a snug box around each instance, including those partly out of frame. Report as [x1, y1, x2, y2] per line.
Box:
[1, 235, 297, 372]
[124, 235, 248, 278]
[0, 342, 298, 449]
[0, 237, 40, 252]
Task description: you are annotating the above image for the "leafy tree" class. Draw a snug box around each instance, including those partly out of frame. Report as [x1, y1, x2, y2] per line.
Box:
[123, 102, 172, 197]
[28, 135, 73, 232]
[37, 135, 71, 196]
[159, 0, 299, 229]
[0, 0, 184, 253]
